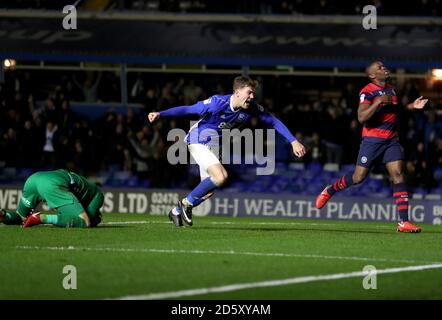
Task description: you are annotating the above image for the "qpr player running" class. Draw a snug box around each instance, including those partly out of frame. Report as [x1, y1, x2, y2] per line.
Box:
[148, 76, 306, 227]
[315, 61, 428, 233]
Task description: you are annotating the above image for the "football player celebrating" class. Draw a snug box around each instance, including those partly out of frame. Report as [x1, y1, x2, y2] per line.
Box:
[315, 61, 428, 233]
[148, 76, 306, 227]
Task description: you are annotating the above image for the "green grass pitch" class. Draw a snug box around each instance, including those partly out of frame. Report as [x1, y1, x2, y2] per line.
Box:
[1, 213, 442, 300]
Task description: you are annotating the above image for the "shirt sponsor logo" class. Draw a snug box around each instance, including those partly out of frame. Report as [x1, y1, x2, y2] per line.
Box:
[21, 196, 31, 206]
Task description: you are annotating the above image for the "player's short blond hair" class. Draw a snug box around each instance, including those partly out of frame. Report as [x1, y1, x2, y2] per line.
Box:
[233, 76, 258, 92]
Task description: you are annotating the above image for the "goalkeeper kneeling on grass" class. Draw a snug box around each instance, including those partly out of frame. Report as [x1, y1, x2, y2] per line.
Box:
[0, 169, 104, 228]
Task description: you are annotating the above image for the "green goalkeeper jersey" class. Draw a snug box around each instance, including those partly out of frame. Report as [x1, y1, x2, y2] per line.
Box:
[18, 169, 101, 215]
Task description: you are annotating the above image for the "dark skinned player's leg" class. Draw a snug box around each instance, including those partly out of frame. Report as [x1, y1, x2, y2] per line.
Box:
[384, 140, 421, 232]
[316, 135, 380, 209]
[316, 165, 370, 209]
[385, 160, 409, 222]
[330, 165, 370, 195]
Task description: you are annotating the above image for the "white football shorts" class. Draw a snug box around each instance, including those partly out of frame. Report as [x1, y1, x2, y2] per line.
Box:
[188, 143, 221, 179]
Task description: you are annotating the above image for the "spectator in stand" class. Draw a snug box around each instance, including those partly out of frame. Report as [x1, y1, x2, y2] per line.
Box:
[73, 73, 102, 103]
[41, 120, 59, 169]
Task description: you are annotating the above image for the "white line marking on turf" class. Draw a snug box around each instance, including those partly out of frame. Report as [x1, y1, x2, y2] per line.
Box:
[13, 245, 439, 265]
[115, 263, 442, 300]
[103, 220, 341, 227]
[103, 220, 397, 230]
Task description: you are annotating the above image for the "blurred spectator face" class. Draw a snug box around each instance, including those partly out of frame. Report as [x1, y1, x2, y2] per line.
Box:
[61, 100, 69, 110]
[75, 141, 82, 152]
[136, 131, 144, 141]
[146, 89, 155, 98]
[84, 79, 92, 88]
[116, 123, 124, 135]
[312, 132, 320, 143]
[8, 109, 16, 119]
[142, 125, 152, 136]
[34, 116, 42, 127]
[250, 117, 258, 127]
[417, 142, 424, 152]
[437, 139, 442, 150]
[406, 161, 415, 173]
[106, 109, 115, 121]
[47, 121, 54, 131]
[7, 128, 16, 139]
[350, 119, 358, 130]
[327, 107, 337, 119]
[24, 120, 32, 130]
[169, 119, 177, 129]
[47, 99, 55, 109]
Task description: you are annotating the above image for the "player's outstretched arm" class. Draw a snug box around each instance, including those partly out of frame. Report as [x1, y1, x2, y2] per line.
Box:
[148, 112, 160, 123]
[292, 140, 306, 158]
[407, 96, 429, 110]
[147, 100, 213, 123]
[258, 111, 306, 158]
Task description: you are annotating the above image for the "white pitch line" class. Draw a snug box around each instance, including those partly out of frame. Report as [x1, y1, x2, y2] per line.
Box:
[13, 245, 438, 265]
[102, 219, 395, 230]
[103, 220, 341, 227]
[116, 263, 442, 300]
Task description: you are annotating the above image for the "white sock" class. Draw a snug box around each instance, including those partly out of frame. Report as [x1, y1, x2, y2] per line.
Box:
[172, 207, 180, 216]
[182, 198, 192, 206]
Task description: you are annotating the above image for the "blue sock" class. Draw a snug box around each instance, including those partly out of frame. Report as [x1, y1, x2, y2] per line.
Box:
[41, 214, 58, 225]
[192, 197, 205, 207]
[185, 177, 218, 206]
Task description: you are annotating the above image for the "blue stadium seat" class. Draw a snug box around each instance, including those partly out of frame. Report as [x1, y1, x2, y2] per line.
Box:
[433, 167, 442, 181]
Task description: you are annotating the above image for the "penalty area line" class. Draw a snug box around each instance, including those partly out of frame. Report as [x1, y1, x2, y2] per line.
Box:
[115, 263, 442, 300]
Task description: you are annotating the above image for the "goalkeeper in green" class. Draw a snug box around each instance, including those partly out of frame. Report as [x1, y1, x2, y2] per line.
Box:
[0, 169, 104, 228]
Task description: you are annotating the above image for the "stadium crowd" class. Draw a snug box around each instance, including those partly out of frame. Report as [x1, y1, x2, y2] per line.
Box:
[1, 0, 441, 16]
[1, 68, 441, 194]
